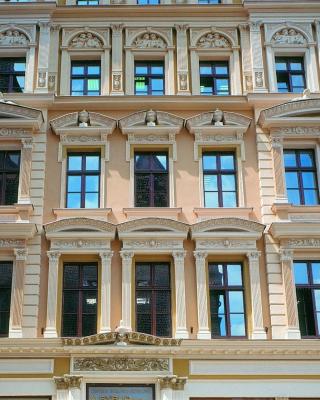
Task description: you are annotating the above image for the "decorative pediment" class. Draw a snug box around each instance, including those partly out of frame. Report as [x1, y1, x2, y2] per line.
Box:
[0, 98, 43, 131]
[192, 218, 265, 235]
[61, 28, 109, 50]
[119, 110, 184, 161]
[69, 32, 103, 49]
[118, 217, 189, 235]
[63, 331, 181, 346]
[186, 110, 251, 161]
[258, 98, 320, 132]
[271, 28, 307, 46]
[190, 27, 238, 49]
[196, 32, 231, 49]
[132, 32, 167, 49]
[264, 23, 312, 46]
[0, 28, 29, 47]
[126, 28, 172, 49]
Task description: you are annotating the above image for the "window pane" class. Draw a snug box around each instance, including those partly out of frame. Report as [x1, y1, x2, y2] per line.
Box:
[227, 264, 242, 285]
[135, 66, 148, 74]
[136, 291, 151, 313]
[153, 155, 167, 171]
[221, 174, 235, 190]
[209, 264, 224, 286]
[296, 287, 316, 336]
[285, 172, 299, 188]
[287, 189, 301, 205]
[300, 151, 314, 167]
[294, 262, 309, 284]
[156, 314, 171, 337]
[72, 66, 84, 74]
[85, 192, 99, 208]
[304, 189, 318, 205]
[222, 191, 237, 207]
[203, 155, 217, 170]
[87, 66, 100, 75]
[154, 175, 168, 207]
[68, 156, 82, 171]
[68, 176, 81, 192]
[156, 291, 170, 313]
[154, 264, 170, 286]
[135, 174, 150, 207]
[230, 314, 246, 336]
[86, 155, 100, 171]
[216, 79, 229, 94]
[211, 313, 226, 337]
[87, 79, 99, 91]
[4, 174, 19, 205]
[62, 314, 77, 337]
[290, 62, 303, 70]
[136, 264, 151, 287]
[0, 263, 13, 288]
[216, 66, 228, 74]
[204, 175, 217, 191]
[302, 172, 316, 188]
[229, 291, 244, 312]
[204, 191, 218, 207]
[151, 79, 164, 94]
[284, 151, 297, 167]
[13, 62, 26, 72]
[276, 62, 287, 71]
[312, 262, 320, 284]
[63, 291, 78, 313]
[64, 265, 80, 288]
[220, 155, 234, 170]
[82, 291, 97, 313]
[82, 265, 97, 287]
[82, 314, 96, 337]
[291, 75, 304, 86]
[135, 154, 150, 170]
[67, 193, 81, 208]
[85, 175, 99, 192]
[137, 313, 151, 334]
[200, 65, 212, 75]
[314, 289, 320, 312]
[151, 65, 164, 74]
[5, 152, 20, 169]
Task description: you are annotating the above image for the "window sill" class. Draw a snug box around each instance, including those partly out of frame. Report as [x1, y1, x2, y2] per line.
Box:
[272, 203, 320, 221]
[0, 203, 33, 222]
[53, 208, 112, 221]
[123, 207, 182, 220]
[194, 207, 253, 221]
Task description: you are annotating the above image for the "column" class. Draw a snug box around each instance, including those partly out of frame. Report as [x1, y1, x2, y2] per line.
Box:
[48, 25, 60, 93]
[9, 248, 28, 338]
[315, 20, 320, 82]
[36, 22, 51, 92]
[172, 378, 187, 400]
[111, 24, 124, 95]
[270, 135, 288, 204]
[68, 375, 83, 400]
[306, 45, 320, 92]
[54, 377, 69, 400]
[120, 251, 134, 331]
[175, 25, 190, 95]
[249, 21, 267, 92]
[247, 251, 267, 339]
[172, 251, 188, 339]
[159, 377, 174, 400]
[265, 45, 277, 92]
[18, 138, 33, 204]
[194, 251, 210, 339]
[99, 251, 113, 333]
[44, 251, 61, 338]
[280, 249, 301, 339]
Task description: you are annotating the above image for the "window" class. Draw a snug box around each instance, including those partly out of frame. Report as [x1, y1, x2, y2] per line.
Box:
[208, 263, 246, 338]
[0, 262, 13, 337]
[198, 0, 221, 3]
[284, 149, 319, 205]
[71, 61, 101, 96]
[135, 62, 164, 95]
[294, 260, 320, 337]
[134, 152, 168, 207]
[0, 151, 20, 206]
[0, 58, 26, 93]
[275, 57, 306, 93]
[202, 152, 237, 207]
[200, 61, 230, 95]
[137, 0, 160, 3]
[62, 263, 98, 337]
[77, 0, 99, 4]
[135, 262, 171, 337]
[66, 153, 100, 208]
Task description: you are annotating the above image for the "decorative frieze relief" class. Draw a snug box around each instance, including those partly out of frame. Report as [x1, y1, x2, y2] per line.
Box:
[62, 27, 109, 50]
[133, 32, 167, 49]
[123, 239, 182, 250]
[272, 127, 320, 137]
[60, 134, 101, 143]
[0, 29, 29, 46]
[126, 28, 172, 49]
[51, 239, 109, 250]
[271, 28, 306, 45]
[73, 357, 169, 372]
[0, 128, 31, 138]
[196, 32, 231, 49]
[285, 238, 320, 248]
[70, 32, 103, 49]
[0, 239, 25, 248]
[45, 217, 115, 234]
[190, 27, 238, 48]
[264, 22, 312, 45]
[197, 239, 256, 250]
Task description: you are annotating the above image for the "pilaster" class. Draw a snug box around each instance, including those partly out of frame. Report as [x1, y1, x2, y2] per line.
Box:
[249, 21, 267, 92]
[36, 22, 51, 92]
[48, 25, 61, 92]
[270, 135, 289, 204]
[111, 24, 124, 95]
[120, 251, 134, 332]
[194, 251, 210, 339]
[175, 25, 190, 95]
[18, 138, 33, 205]
[99, 251, 113, 333]
[239, 24, 253, 93]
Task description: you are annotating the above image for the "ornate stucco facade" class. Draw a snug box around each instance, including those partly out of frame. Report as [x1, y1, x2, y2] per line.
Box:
[1, 0, 320, 399]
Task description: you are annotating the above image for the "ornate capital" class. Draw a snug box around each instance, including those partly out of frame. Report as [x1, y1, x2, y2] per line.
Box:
[175, 24, 189, 33]
[14, 248, 28, 261]
[250, 21, 262, 31]
[54, 376, 69, 390]
[21, 138, 33, 149]
[193, 251, 208, 262]
[100, 251, 113, 263]
[172, 250, 186, 261]
[47, 251, 61, 263]
[158, 376, 188, 390]
[247, 251, 261, 261]
[280, 248, 294, 262]
[66, 375, 82, 389]
[120, 251, 134, 261]
[270, 135, 283, 149]
[173, 377, 187, 390]
[111, 24, 124, 34]
[238, 23, 249, 32]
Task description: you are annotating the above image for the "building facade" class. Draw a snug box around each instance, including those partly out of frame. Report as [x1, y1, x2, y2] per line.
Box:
[0, 0, 320, 398]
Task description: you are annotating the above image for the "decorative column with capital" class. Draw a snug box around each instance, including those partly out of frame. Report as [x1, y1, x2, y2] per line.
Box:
[172, 251, 188, 338]
[18, 138, 33, 205]
[120, 251, 134, 331]
[9, 248, 28, 338]
[111, 24, 124, 95]
[247, 251, 267, 339]
[99, 251, 113, 333]
[36, 22, 51, 92]
[270, 135, 288, 204]
[194, 251, 210, 339]
[159, 376, 187, 400]
[68, 375, 83, 400]
[54, 376, 69, 400]
[249, 21, 267, 92]
[175, 25, 190, 95]
[280, 249, 301, 339]
[239, 24, 253, 93]
[44, 251, 61, 338]
[48, 25, 60, 92]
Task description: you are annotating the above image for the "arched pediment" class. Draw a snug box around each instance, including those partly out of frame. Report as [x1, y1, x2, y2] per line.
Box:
[192, 218, 265, 235]
[196, 31, 232, 49]
[68, 31, 104, 49]
[0, 28, 30, 47]
[0, 98, 43, 130]
[131, 31, 168, 49]
[45, 218, 116, 234]
[118, 217, 189, 235]
[258, 98, 320, 129]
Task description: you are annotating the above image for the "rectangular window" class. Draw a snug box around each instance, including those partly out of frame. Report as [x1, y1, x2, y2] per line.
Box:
[294, 260, 320, 337]
[200, 61, 230, 95]
[135, 262, 171, 337]
[137, 0, 160, 3]
[62, 263, 98, 337]
[202, 152, 237, 207]
[284, 149, 319, 205]
[66, 152, 100, 209]
[0, 58, 26, 93]
[208, 262, 246, 338]
[71, 61, 101, 96]
[135, 62, 164, 95]
[134, 152, 169, 207]
[77, 0, 99, 4]
[0, 262, 13, 337]
[198, 0, 221, 3]
[275, 57, 306, 93]
[0, 151, 20, 206]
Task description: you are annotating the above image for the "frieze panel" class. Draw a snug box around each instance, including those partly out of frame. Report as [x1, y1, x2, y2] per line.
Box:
[265, 22, 312, 44]
[272, 127, 320, 137]
[0, 239, 25, 248]
[51, 239, 109, 250]
[60, 135, 101, 144]
[0, 128, 31, 138]
[271, 28, 306, 45]
[197, 239, 256, 250]
[123, 239, 182, 250]
[196, 32, 231, 49]
[0, 29, 29, 46]
[285, 238, 320, 248]
[73, 357, 169, 372]
[70, 32, 103, 49]
[133, 32, 167, 49]
[62, 27, 109, 49]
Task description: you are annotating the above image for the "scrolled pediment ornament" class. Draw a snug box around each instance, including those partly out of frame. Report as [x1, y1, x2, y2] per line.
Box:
[0, 29, 29, 46]
[133, 32, 166, 49]
[197, 32, 231, 49]
[70, 32, 103, 49]
[271, 28, 306, 45]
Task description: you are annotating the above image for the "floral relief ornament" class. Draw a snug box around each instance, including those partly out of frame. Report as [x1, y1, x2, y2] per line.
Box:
[0, 29, 28, 46]
[271, 28, 306, 45]
[133, 32, 166, 49]
[70, 32, 103, 48]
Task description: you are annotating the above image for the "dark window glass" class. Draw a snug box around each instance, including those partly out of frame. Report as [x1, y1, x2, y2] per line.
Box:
[275, 57, 306, 93]
[136, 262, 171, 337]
[134, 152, 168, 207]
[62, 263, 98, 337]
[0, 262, 13, 337]
[284, 149, 319, 205]
[135, 62, 164, 95]
[208, 263, 246, 338]
[0, 58, 26, 93]
[71, 61, 100, 96]
[77, 0, 99, 4]
[200, 61, 229, 95]
[294, 261, 320, 337]
[0, 151, 20, 205]
[202, 152, 237, 207]
[66, 153, 100, 208]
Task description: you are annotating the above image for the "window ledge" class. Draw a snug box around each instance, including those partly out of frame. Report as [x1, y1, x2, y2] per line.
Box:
[53, 208, 112, 221]
[0, 203, 33, 222]
[194, 207, 253, 221]
[272, 203, 320, 221]
[123, 207, 182, 220]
